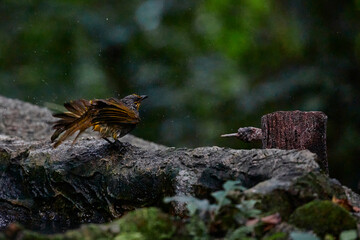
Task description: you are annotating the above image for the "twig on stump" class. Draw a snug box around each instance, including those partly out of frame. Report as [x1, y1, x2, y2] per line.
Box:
[221, 111, 328, 173]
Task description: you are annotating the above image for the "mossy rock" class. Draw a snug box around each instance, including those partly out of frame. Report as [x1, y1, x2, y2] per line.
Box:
[114, 207, 175, 239]
[291, 173, 346, 200]
[248, 173, 347, 221]
[256, 189, 294, 220]
[0, 208, 177, 240]
[61, 207, 176, 240]
[289, 200, 356, 237]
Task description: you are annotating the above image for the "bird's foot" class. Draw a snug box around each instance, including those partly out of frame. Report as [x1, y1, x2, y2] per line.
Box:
[103, 138, 128, 152]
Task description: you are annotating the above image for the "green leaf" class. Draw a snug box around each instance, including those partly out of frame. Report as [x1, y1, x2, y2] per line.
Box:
[241, 200, 258, 209]
[187, 216, 209, 240]
[211, 190, 231, 214]
[187, 202, 198, 216]
[290, 232, 321, 240]
[223, 180, 243, 191]
[226, 226, 254, 240]
[211, 190, 226, 202]
[235, 200, 261, 218]
[211, 191, 231, 205]
[194, 199, 210, 213]
[164, 196, 196, 204]
[164, 196, 210, 216]
[340, 230, 358, 240]
[246, 208, 262, 218]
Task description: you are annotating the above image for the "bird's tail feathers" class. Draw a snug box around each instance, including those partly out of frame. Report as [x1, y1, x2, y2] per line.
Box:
[51, 99, 92, 148]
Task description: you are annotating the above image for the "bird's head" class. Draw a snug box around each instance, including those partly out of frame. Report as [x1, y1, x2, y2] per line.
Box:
[122, 94, 148, 110]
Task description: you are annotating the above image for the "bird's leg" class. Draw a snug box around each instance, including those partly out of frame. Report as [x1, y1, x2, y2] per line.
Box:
[102, 137, 113, 144]
[103, 137, 125, 150]
[114, 139, 126, 149]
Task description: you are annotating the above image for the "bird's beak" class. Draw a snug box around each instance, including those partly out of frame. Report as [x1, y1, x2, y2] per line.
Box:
[140, 95, 148, 101]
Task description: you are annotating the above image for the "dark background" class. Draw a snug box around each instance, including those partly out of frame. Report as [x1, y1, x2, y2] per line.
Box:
[1, 0, 359, 191]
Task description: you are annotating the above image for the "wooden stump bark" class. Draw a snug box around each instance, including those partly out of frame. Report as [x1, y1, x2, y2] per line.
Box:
[262, 111, 328, 173]
[222, 110, 328, 173]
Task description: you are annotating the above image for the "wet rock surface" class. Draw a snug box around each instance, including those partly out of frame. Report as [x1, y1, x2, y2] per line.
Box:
[0, 95, 359, 238]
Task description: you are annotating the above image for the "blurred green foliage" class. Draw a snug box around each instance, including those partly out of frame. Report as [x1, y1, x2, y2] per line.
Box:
[1, 0, 360, 191]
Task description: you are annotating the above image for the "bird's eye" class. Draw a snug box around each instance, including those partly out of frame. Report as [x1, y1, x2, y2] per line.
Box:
[135, 102, 140, 109]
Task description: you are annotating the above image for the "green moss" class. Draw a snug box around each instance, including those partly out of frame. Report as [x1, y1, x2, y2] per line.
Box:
[0, 148, 11, 166]
[289, 200, 356, 237]
[53, 208, 175, 239]
[62, 223, 115, 240]
[114, 232, 144, 240]
[21, 232, 51, 240]
[256, 189, 293, 220]
[324, 234, 336, 240]
[248, 173, 347, 222]
[263, 232, 287, 240]
[5, 208, 176, 240]
[292, 173, 346, 200]
[115, 207, 175, 239]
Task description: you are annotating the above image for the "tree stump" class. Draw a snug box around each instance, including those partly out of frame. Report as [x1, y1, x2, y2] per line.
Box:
[222, 111, 328, 173]
[262, 111, 328, 172]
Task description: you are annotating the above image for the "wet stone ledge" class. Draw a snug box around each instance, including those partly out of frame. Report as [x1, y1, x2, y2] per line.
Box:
[0, 95, 359, 238]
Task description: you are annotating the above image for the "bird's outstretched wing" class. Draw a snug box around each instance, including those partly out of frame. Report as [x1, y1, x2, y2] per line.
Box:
[91, 98, 140, 126]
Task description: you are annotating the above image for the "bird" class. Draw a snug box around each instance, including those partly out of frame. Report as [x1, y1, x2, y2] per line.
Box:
[51, 94, 148, 148]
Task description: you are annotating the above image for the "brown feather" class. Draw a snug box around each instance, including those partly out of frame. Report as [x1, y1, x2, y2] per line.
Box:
[51, 99, 92, 148]
[51, 95, 146, 147]
[53, 116, 92, 148]
[91, 99, 140, 125]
